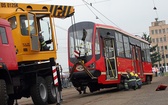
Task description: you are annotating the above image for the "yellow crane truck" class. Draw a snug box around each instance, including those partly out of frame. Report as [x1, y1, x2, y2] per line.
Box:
[0, 2, 74, 105]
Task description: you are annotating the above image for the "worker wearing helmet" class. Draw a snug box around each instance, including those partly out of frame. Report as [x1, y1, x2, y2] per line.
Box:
[128, 70, 138, 90]
[123, 70, 137, 90]
[132, 71, 142, 89]
[38, 31, 50, 51]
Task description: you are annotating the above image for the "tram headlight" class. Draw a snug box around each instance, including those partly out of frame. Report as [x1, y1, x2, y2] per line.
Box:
[76, 65, 84, 71]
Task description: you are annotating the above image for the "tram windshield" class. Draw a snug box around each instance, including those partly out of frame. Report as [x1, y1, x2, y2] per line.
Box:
[69, 28, 93, 58]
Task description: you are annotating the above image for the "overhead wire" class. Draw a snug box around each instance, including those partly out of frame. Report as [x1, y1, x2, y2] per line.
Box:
[30, 0, 52, 3]
[75, 0, 111, 7]
[82, 0, 121, 29]
[82, 1, 105, 24]
[56, 25, 67, 31]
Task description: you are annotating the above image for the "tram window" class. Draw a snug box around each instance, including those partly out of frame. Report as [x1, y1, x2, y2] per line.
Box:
[104, 40, 114, 58]
[115, 32, 124, 57]
[141, 42, 146, 61]
[141, 50, 145, 61]
[69, 29, 93, 57]
[69, 36, 75, 58]
[146, 44, 151, 62]
[95, 30, 100, 54]
[136, 47, 139, 60]
[123, 36, 131, 58]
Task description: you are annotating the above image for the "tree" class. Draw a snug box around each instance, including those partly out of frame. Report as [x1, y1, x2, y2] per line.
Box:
[142, 33, 161, 66]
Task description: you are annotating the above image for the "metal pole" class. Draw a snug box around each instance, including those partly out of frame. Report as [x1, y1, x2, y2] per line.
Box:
[162, 35, 166, 72]
[157, 45, 160, 67]
[163, 51, 166, 72]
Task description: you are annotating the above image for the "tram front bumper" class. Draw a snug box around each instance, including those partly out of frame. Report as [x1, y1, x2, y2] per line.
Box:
[70, 70, 101, 79]
[70, 70, 100, 87]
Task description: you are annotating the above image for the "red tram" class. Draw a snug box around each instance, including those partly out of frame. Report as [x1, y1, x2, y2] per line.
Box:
[68, 21, 153, 92]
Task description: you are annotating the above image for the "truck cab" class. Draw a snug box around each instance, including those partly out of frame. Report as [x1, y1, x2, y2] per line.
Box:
[0, 18, 18, 70]
[7, 11, 56, 63]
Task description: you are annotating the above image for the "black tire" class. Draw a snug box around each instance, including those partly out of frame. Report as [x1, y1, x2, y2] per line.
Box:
[0, 79, 8, 105]
[89, 86, 94, 93]
[30, 77, 48, 105]
[55, 86, 61, 104]
[138, 85, 142, 89]
[45, 76, 57, 104]
[8, 95, 14, 105]
[117, 83, 124, 90]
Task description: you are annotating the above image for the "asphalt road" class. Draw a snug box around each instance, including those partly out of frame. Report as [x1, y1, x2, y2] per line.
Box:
[18, 76, 168, 105]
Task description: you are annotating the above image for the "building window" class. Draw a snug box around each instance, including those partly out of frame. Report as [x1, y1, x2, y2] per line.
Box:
[166, 54, 168, 58]
[167, 28, 168, 33]
[151, 30, 154, 34]
[165, 45, 167, 50]
[152, 38, 155, 43]
[159, 29, 162, 34]
[157, 46, 160, 51]
[161, 46, 163, 51]
[162, 54, 165, 59]
[163, 29, 165, 33]
[156, 38, 159, 43]
[160, 37, 162, 42]
[164, 36, 166, 42]
[155, 30, 158, 34]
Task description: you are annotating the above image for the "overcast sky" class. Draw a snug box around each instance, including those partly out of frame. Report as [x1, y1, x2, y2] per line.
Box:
[1, 0, 168, 71]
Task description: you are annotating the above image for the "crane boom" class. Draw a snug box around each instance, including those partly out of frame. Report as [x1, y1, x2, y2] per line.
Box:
[0, 2, 75, 18]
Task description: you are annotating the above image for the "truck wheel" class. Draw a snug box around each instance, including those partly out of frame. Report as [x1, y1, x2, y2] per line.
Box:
[55, 86, 61, 105]
[31, 77, 48, 105]
[8, 95, 14, 105]
[0, 79, 8, 105]
[45, 76, 57, 104]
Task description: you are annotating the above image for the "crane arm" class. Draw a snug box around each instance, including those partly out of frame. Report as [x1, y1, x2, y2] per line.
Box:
[0, 2, 75, 18]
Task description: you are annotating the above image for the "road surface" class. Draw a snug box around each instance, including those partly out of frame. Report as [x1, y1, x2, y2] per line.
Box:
[17, 76, 168, 105]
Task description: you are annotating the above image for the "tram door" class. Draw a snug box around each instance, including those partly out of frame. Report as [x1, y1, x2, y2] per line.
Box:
[103, 38, 117, 80]
[131, 45, 144, 77]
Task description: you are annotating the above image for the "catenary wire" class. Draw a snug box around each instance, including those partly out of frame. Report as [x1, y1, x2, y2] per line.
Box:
[82, 0, 121, 29]
[82, 1, 105, 24]
[75, 0, 111, 7]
